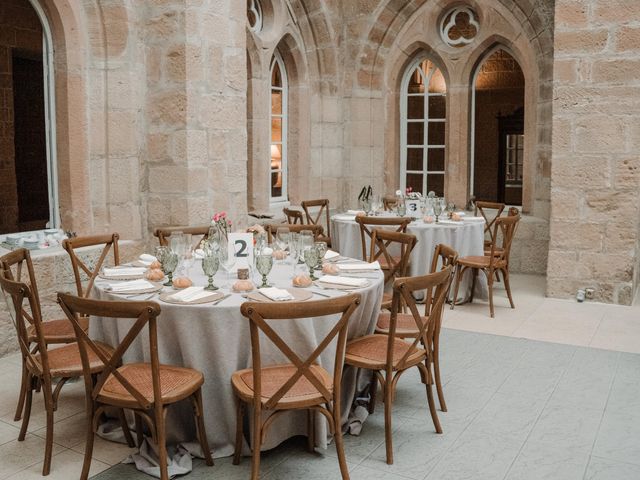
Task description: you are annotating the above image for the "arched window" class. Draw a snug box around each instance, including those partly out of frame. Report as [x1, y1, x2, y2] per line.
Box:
[270, 51, 288, 203]
[400, 58, 447, 196]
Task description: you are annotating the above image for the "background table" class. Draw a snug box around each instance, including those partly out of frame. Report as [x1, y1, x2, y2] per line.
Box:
[331, 214, 488, 301]
[91, 259, 384, 458]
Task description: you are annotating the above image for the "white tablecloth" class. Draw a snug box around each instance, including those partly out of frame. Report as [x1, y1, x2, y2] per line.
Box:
[91, 259, 384, 458]
[331, 214, 488, 301]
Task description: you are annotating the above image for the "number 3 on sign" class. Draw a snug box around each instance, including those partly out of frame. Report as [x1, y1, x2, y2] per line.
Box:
[228, 233, 254, 270]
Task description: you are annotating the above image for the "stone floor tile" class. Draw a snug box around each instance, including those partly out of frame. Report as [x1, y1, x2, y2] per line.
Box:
[592, 409, 640, 466]
[5, 449, 110, 480]
[584, 456, 640, 480]
[0, 434, 66, 478]
[503, 440, 590, 480]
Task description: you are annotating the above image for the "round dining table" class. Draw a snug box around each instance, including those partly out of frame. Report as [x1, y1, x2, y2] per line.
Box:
[331, 212, 488, 301]
[90, 258, 384, 458]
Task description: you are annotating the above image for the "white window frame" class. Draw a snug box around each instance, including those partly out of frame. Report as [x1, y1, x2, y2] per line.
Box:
[269, 51, 288, 204]
[399, 57, 447, 195]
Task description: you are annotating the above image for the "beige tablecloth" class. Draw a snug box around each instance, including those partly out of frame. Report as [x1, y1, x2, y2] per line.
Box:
[91, 260, 384, 458]
[331, 213, 488, 301]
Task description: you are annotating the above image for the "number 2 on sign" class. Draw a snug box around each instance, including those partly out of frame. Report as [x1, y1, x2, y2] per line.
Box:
[228, 233, 254, 269]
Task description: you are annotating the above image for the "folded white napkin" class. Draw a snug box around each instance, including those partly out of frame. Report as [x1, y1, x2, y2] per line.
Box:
[318, 275, 368, 287]
[333, 214, 357, 221]
[259, 287, 294, 301]
[438, 220, 461, 226]
[463, 216, 486, 223]
[338, 261, 381, 272]
[169, 287, 211, 302]
[103, 267, 147, 277]
[346, 210, 365, 215]
[138, 254, 157, 266]
[324, 250, 340, 260]
[107, 279, 155, 292]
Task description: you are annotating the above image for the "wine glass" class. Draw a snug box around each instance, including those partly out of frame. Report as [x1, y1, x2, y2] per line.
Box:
[202, 253, 219, 291]
[303, 247, 319, 280]
[162, 251, 179, 286]
[256, 254, 273, 288]
[446, 202, 455, 219]
[396, 200, 407, 217]
[314, 241, 328, 269]
[275, 227, 290, 261]
[433, 198, 443, 223]
[154, 246, 170, 265]
[288, 232, 300, 275]
[299, 231, 314, 258]
[183, 243, 195, 277]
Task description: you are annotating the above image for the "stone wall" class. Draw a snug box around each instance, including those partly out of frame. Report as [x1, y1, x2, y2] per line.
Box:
[0, 0, 43, 234]
[547, 0, 640, 304]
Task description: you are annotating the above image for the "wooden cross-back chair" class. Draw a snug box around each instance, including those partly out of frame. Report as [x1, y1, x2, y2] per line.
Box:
[383, 196, 398, 211]
[484, 206, 520, 257]
[474, 201, 505, 249]
[264, 223, 324, 243]
[369, 229, 416, 310]
[282, 207, 305, 225]
[0, 248, 89, 423]
[231, 294, 361, 480]
[375, 243, 458, 413]
[301, 199, 332, 246]
[354, 216, 412, 263]
[451, 214, 520, 317]
[344, 267, 452, 465]
[0, 270, 124, 476]
[153, 225, 210, 248]
[57, 293, 214, 480]
[62, 233, 120, 298]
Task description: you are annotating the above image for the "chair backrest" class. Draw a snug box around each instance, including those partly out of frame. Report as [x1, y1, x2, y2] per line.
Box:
[383, 196, 398, 211]
[354, 216, 411, 261]
[301, 199, 331, 239]
[57, 292, 163, 411]
[0, 269, 50, 378]
[283, 208, 305, 225]
[153, 226, 210, 247]
[426, 244, 458, 306]
[386, 267, 452, 371]
[264, 224, 324, 243]
[487, 215, 520, 266]
[475, 201, 505, 244]
[240, 294, 360, 410]
[0, 248, 42, 309]
[62, 233, 120, 298]
[370, 229, 416, 289]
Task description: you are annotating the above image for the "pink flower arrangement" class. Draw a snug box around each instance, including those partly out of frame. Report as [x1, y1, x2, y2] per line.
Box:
[212, 211, 232, 236]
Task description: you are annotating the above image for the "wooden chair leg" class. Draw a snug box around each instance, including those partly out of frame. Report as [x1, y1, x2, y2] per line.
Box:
[470, 268, 478, 302]
[156, 408, 169, 480]
[18, 376, 33, 441]
[14, 363, 28, 421]
[42, 386, 55, 476]
[450, 265, 463, 310]
[425, 375, 443, 434]
[487, 269, 495, 318]
[80, 410, 96, 480]
[233, 399, 244, 465]
[250, 404, 262, 480]
[194, 390, 214, 466]
[118, 409, 135, 448]
[383, 375, 394, 465]
[134, 413, 144, 448]
[433, 344, 447, 412]
[332, 404, 350, 480]
[306, 409, 315, 453]
[503, 269, 515, 309]
[367, 371, 378, 414]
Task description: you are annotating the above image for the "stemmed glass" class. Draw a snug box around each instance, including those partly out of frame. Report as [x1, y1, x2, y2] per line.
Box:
[433, 198, 444, 223]
[299, 231, 314, 261]
[314, 241, 328, 270]
[256, 253, 274, 288]
[446, 202, 455, 219]
[275, 227, 290, 261]
[162, 251, 179, 286]
[219, 242, 236, 287]
[202, 252, 219, 291]
[288, 233, 300, 276]
[396, 200, 407, 217]
[303, 247, 319, 280]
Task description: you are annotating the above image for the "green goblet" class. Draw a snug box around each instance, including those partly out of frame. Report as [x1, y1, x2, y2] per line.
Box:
[256, 254, 273, 288]
[162, 251, 178, 286]
[202, 254, 219, 291]
[303, 247, 319, 281]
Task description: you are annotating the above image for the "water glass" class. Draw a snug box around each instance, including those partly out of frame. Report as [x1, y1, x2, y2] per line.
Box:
[219, 242, 236, 286]
[256, 254, 274, 288]
[303, 247, 319, 280]
[314, 241, 328, 269]
[433, 199, 444, 223]
[396, 201, 407, 217]
[202, 254, 219, 291]
[275, 227, 290, 260]
[162, 251, 179, 286]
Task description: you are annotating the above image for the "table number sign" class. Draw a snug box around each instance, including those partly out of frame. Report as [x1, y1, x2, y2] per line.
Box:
[406, 199, 421, 216]
[228, 233, 254, 270]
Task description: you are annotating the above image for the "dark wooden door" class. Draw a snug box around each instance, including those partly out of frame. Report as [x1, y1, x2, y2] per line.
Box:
[12, 54, 49, 228]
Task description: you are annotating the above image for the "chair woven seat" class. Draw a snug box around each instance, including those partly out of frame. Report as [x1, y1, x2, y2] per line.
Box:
[375, 312, 427, 337]
[28, 317, 89, 344]
[232, 364, 333, 407]
[98, 363, 204, 408]
[345, 334, 425, 370]
[33, 341, 113, 378]
[457, 255, 506, 269]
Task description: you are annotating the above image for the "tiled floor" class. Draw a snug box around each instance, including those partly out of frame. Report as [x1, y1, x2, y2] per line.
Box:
[0, 274, 639, 479]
